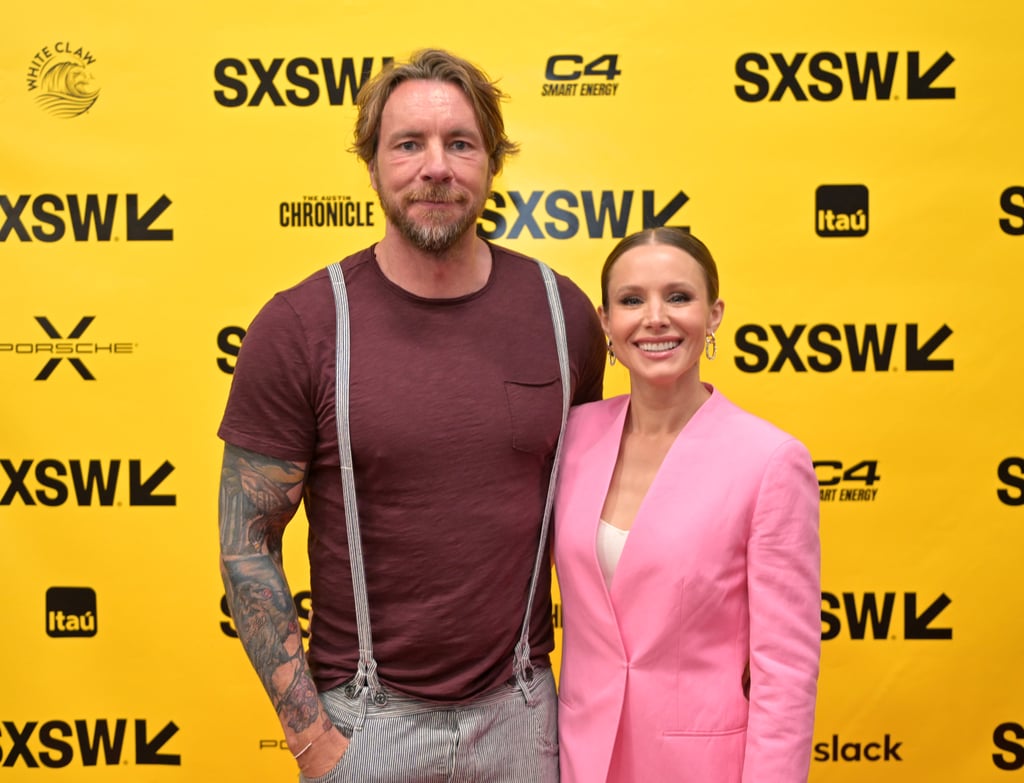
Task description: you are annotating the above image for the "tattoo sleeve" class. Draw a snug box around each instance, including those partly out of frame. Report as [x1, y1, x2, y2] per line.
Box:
[218, 443, 332, 741]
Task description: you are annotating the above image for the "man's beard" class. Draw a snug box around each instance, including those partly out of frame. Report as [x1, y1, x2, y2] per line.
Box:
[378, 184, 483, 254]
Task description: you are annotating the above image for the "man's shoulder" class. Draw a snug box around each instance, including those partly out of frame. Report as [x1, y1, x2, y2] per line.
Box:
[490, 243, 565, 278]
[269, 246, 376, 303]
[490, 244, 595, 309]
[490, 242, 545, 280]
[242, 247, 375, 335]
[489, 242, 534, 263]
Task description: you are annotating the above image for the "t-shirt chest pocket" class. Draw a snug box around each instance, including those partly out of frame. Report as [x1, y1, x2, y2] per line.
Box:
[503, 377, 563, 456]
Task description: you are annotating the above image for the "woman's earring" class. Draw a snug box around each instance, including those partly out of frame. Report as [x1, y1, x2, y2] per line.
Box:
[705, 332, 717, 361]
[607, 340, 616, 366]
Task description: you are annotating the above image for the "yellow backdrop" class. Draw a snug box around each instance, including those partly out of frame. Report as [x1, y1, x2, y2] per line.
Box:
[3, 1, 1023, 780]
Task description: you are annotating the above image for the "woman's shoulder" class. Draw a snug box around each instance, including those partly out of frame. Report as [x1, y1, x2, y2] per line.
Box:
[561, 396, 626, 464]
[567, 394, 628, 427]
[706, 388, 810, 456]
[564, 395, 626, 445]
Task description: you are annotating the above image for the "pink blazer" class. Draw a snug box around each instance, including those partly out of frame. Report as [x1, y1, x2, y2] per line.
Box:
[553, 388, 820, 783]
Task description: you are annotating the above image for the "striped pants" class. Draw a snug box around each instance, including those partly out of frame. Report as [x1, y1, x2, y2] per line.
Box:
[300, 667, 559, 783]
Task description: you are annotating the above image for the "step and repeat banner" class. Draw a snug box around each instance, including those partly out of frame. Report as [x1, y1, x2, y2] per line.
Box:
[2, 1, 1022, 780]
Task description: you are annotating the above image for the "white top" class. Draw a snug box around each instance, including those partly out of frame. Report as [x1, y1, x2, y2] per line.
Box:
[596, 519, 630, 589]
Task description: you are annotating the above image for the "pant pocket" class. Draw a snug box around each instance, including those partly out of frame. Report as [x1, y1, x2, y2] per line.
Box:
[298, 739, 352, 783]
[527, 672, 559, 756]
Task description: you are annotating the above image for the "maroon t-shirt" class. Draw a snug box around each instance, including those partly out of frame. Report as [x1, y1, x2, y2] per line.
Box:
[219, 244, 605, 700]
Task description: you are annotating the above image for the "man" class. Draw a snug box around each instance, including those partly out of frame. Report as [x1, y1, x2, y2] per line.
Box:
[218, 49, 605, 781]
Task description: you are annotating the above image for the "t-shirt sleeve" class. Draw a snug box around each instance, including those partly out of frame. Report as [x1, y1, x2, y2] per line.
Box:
[557, 274, 606, 406]
[217, 292, 318, 462]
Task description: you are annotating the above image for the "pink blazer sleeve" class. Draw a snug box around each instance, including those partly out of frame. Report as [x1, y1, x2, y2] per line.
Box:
[742, 438, 821, 782]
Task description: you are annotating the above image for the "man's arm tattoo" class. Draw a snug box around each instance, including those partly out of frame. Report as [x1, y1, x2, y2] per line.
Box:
[219, 444, 326, 735]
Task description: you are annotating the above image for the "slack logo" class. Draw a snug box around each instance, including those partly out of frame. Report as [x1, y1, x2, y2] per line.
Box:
[814, 734, 903, 762]
[46, 587, 97, 638]
[816, 185, 868, 237]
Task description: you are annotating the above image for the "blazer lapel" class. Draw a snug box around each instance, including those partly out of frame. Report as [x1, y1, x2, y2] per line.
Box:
[608, 389, 724, 611]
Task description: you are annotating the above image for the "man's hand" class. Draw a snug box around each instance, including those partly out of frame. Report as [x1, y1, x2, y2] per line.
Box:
[297, 725, 350, 779]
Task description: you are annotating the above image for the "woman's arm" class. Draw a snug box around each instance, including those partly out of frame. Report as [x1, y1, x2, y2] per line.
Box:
[743, 438, 821, 783]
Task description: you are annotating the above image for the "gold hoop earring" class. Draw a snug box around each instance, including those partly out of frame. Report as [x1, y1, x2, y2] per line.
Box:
[705, 332, 717, 361]
[607, 340, 616, 366]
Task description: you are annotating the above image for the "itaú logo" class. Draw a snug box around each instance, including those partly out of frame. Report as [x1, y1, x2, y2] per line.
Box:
[816, 185, 868, 237]
[45, 587, 97, 638]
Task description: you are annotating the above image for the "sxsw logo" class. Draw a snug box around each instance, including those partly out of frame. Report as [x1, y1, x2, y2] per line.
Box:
[0, 194, 172, 242]
[0, 719, 179, 767]
[734, 323, 954, 372]
[479, 189, 689, 240]
[816, 185, 868, 237]
[1, 459, 176, 507]
[1001, 186, 1024, 235]
[822, 591, 952, 640]
[213, 56, 392, 107]
[735, 50, 955, 101]
[998, 457, 1024, 506]
[994, 722, 1024, 771]
[217, 326, 246, 374]
[46, 587, 97, 638]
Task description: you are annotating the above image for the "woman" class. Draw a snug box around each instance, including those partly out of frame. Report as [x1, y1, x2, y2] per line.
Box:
[553, 228, 820, 782]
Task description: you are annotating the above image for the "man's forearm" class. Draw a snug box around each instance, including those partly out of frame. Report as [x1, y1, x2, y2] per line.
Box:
[218, 444, 333, 749]
[221, 553, 328, 736]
